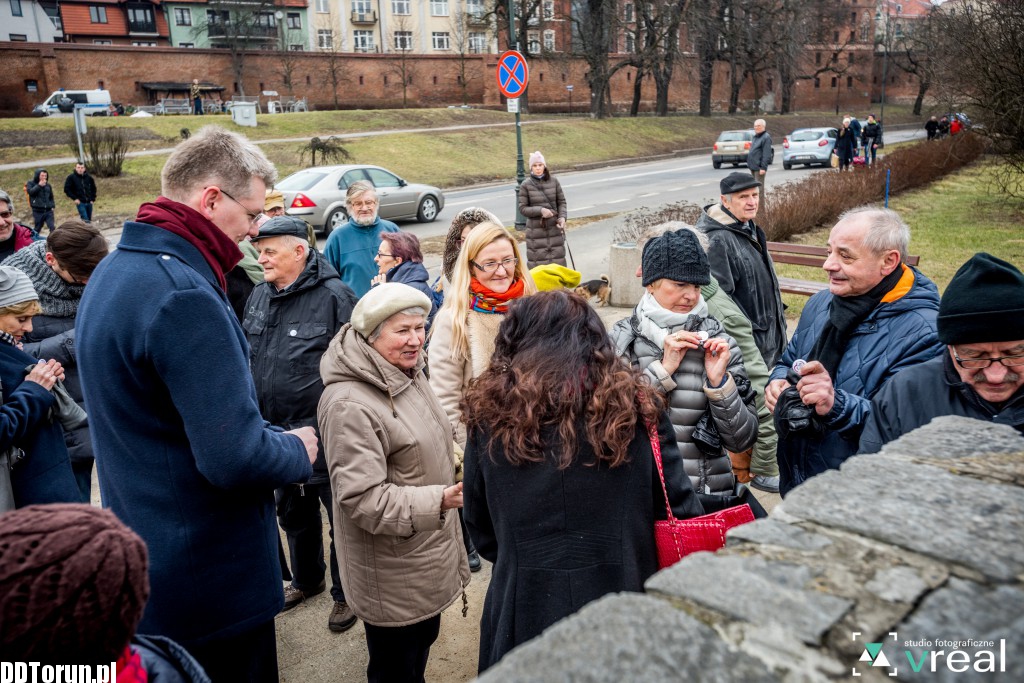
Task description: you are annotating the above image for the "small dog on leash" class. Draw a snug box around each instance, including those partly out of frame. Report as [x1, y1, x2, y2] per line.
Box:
[574, 275, 611, 307]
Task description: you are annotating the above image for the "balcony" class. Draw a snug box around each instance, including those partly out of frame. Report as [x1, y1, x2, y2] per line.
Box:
[128, 20, 157, 34]
[208, 23, 279, 40]
[467, 12, 488, 26]
[350, 10, 377, 24]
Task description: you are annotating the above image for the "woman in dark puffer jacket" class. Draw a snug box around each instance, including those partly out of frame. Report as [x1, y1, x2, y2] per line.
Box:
[518, 151, 568, 269]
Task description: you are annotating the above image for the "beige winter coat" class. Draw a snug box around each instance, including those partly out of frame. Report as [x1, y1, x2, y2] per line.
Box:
[318, 323, 470, 627]
[427, 307, 504, 448]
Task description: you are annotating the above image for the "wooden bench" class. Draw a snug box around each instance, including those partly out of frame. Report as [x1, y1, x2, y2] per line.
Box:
[767, 241, 921, 296]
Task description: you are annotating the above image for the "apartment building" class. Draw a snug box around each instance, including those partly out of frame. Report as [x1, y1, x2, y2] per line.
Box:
[163, 0, 309, 49]
[1, 0, 62, 43]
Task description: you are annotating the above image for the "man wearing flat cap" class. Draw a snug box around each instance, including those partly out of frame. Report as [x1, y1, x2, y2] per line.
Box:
[859, 253, 1024, 453]
[764, 207, 943, 495]
[698, 171, 787, 371]
[242, 215, 359, 633]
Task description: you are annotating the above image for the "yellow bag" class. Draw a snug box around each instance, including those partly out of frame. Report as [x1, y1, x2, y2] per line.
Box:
[830, 153, 839, 169]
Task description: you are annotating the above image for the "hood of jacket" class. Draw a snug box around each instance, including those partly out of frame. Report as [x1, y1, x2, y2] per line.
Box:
[31, 169, 47, 184]
[387, 260, 429, 287]
[867, 265, 940, 321]
[269, 250, 339, 300]
[321, 322, 426, 403]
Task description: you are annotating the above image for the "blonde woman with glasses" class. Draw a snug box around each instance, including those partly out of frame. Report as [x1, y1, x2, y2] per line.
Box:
[429, 222, 536, 449]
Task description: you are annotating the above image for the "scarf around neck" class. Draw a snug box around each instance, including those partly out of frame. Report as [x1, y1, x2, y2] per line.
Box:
[1, 241, 84, 318]
[136, 197, 242, 291]
[636, 291, 710, 350]
[469, 277, 526, 313]
[810, 263, 908, 376]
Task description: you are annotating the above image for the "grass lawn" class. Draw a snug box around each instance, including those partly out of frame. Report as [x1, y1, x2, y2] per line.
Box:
[774, 160, 1024, 319]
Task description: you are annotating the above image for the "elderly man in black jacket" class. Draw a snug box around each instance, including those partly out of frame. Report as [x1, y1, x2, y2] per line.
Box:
[697, 172, 788, 370]
[859, 253, 1024, 453]
[747, 119, 772, 184]
[243, 215, 359, 633]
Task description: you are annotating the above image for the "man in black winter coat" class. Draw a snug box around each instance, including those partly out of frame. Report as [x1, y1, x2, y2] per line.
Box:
[25, 169, 55, 234]
[242, 215, 359, 634]
[746, 119, 773, 185]
[859, 253, 1024, 454]
[64, 163, 98, 223]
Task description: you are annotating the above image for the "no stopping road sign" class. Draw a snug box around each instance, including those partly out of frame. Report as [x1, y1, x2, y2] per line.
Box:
[496, 50, 529, 99]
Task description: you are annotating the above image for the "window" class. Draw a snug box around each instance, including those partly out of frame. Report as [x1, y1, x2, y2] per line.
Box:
[93, 38, 112, 44]
[849, 30, 855, 41]
[467, 0, 482, 18]
[814, 77, 820, 89]
[432, 31, 450, 50]
[527, 30, 539, 53]
[25, 79, 38, 92]
[623, 32, 635, 53]
[846, 75, 853, 88]
[430, 0, 448, 16]
[353, 29, 374, 51]
[174, 8, 191, 26]
[9, 33, 27, 41]
[392, 0, 410, 14]
[128, 6, 154, 27]
[851, 11, 856, 22]
[815, 52, 821, 65]
[89, 6, 108, 23]
[353, 0, 372, 12]
[468, 31, 486, 53]
[395, 31, 412, 50]
[833, 30, 839, 41]
[179, 42, 195, 48]
[287, 12, 300, 29]
[10, 0, 22, 17]
[831, 76, 837, 88]
[289, 44, 303, 50]
[132, 40, 157, 46]
[766, 78, 773, 91]
[848, 52, 855, 64]
[255, 12, 276, 28]
[543, 0, 554, 20]
[831, 52, 838, 63]
[623, 2, 633, 22]
[316, 0, 329, 12]
[543, 29, 555, 51]
[317, 29, 332, 48]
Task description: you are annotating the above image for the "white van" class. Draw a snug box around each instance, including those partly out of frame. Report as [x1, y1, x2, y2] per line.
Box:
[32, 89, 112, 117]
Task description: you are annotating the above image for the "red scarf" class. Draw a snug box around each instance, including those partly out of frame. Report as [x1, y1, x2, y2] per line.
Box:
[469, 277, 526, 313]
[136, 197, 242, 291]
[117, 645, 148, 683]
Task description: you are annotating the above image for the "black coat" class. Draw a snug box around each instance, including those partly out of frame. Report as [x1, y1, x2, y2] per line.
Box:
[859, 354, 1024, 454]
[26, 170, 55, 211]
[63, 171, 97, 203]
[747, 131, 773, 172]
[21, 317, 92, 465]
[862, 121, 883, 146]
[0, 342, 80, 507]
[834, 127, 857, 159]
[463, 410, 703, 672]
[242, 251, 356, 483]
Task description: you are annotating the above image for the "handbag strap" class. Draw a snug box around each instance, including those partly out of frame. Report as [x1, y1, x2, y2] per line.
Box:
[644, 417, 677, 523]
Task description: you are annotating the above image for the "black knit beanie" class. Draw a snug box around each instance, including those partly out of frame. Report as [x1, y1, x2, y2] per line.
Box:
[937, 252, 1024, 344]
[0, 504, 149, 664]
[641, 229, 710, 287]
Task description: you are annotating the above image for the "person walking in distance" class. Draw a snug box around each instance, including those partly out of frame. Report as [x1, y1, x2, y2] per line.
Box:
[518, 151, 568, 269]
[63, 162, 98, 223]
[190, 79, 203, 116]
[25, 170, 55, 235]
[747, 119, 773, 185]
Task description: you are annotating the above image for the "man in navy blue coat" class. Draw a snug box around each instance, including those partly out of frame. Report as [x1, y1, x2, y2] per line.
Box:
[78, 126, 318, 683]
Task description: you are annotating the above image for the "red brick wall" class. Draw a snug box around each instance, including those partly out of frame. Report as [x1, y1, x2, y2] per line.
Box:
[1, 42, 878, 117]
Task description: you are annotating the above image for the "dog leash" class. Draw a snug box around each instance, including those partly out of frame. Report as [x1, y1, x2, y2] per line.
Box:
[563, 227, 576, 270]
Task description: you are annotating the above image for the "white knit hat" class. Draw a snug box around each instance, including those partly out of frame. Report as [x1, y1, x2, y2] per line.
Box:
[0, 266, 38, 309]
[351, 283, 431, 338]
[529, 151, 546, 167]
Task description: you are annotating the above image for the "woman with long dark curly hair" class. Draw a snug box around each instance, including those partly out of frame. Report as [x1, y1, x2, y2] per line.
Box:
[461, 289, 703, 672]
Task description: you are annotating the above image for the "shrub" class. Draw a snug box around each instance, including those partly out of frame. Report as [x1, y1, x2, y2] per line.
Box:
[67, 127, 130, 178]
[759, 133, 986, 240]
[299, 136, 352, 166]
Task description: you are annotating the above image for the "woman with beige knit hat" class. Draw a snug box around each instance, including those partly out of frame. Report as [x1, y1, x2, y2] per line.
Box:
[518, 150, 568, 268]
[0, 265, 79, 509]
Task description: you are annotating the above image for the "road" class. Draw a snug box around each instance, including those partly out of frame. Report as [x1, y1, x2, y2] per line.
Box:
[419, 127, 924, 239]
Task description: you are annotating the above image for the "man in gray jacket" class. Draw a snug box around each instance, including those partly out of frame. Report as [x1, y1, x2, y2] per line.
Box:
[747, 119, 772, 184]
[243, 215, 359, 633]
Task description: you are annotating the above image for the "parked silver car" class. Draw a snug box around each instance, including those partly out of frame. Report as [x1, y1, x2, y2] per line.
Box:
[276, 165, 445, 234]
[782, 127, 838, 169]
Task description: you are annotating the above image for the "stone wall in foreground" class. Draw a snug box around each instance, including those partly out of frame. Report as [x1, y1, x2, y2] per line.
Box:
[478, 415, 1024, 682]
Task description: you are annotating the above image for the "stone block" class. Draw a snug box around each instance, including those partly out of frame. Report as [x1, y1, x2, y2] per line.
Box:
[881, 416, 1024, 460]
[783, 454, 1024, 582]
[609, 242, 644, 307]
[476, 593, 779, 683]
[646, 554, 853, 646]
[726, 518, 833, 552]
[865, 567, 930, 604]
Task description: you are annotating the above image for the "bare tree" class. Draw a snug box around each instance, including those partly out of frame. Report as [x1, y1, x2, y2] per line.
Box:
[771, 0, 847, 114]
[449, 7, 481, 105]
[196, 0, 281, 96]
[888, 4, 941, 117]
[684, 0, 726, 116]
[315, 19, 350, 110]
[932, 0, 1024, 195]
[384, 14, 419, 108]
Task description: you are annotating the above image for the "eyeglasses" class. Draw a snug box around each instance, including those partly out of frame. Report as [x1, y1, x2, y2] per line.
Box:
[376, 251, 394, 258]
[220, 189, 264, 227]
[350, 200, 379, 209]
[471, 257, 518, 274]
[952, 348, 1024, 369]
[0, 211, 12, 219]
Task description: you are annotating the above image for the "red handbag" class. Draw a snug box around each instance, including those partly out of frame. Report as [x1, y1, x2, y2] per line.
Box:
[647, 418, 756, 569]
